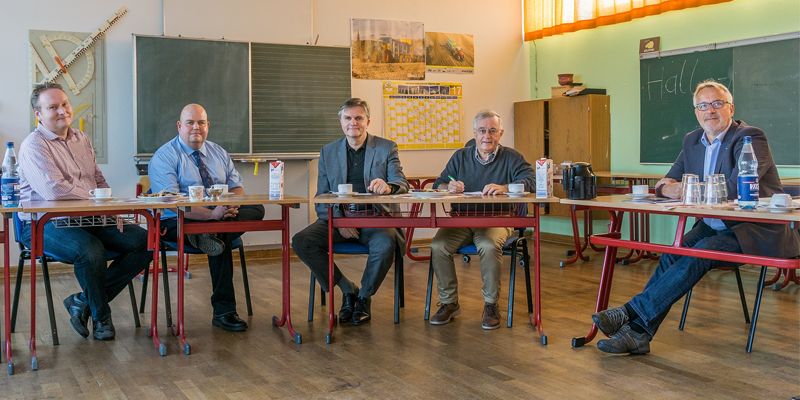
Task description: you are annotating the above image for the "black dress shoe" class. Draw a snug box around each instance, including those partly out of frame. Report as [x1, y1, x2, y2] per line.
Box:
[351, 296, 371, 326]
[93, 316, 116, 341]
[63, 293, 90, 338]
[212, 312, 248, 332]
[338, 290, 358, 324]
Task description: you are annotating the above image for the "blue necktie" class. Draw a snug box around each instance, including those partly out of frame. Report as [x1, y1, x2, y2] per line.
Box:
[191, 151, 214, 188]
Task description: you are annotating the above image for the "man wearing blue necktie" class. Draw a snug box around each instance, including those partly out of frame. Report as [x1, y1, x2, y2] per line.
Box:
[149, 103, 264, 332]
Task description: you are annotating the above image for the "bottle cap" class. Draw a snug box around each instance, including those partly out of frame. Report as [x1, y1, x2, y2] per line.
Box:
[743, 136, 751, 143]
[5, 142, 12, 147]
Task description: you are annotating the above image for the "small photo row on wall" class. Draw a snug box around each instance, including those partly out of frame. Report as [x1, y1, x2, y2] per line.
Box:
[350, 18, 475, 80]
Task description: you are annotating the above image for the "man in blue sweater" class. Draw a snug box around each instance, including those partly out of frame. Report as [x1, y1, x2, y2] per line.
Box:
[428, 110, 535, 330]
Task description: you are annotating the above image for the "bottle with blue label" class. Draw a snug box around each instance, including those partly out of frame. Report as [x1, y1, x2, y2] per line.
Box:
[1, 141, 20, 208]
[736, 136, 759, 209]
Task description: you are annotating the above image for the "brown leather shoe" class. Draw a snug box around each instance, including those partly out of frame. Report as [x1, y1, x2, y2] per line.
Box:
[429, 302, 460, 325]
[481, 302, 500, 330]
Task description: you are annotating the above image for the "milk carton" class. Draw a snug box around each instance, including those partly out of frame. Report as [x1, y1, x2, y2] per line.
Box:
[269, 160, 284, 198]
[535, 158, 553, 198]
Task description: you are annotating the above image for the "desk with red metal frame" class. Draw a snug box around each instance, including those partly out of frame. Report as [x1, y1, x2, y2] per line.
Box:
[404, 176, 438, 262]
[20, 199, 170, 372]
[171, 195, 304, 355]
[312, 193, 559, 344]
[559, 171, 663, 267]
[2, 206, 20, 375]
[562, 195, 800, 352]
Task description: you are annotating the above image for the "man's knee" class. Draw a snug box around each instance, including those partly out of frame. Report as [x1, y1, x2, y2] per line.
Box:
[475, 238, 503, 256]
[369, 231, 396, 256]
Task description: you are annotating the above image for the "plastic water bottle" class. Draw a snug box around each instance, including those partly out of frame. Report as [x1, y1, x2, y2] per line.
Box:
[736, 136, 758, 209]
[1, 141, 20, 207]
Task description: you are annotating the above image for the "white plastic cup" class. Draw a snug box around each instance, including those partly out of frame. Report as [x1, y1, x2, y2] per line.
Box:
[338, 183, 353, 194]
[89, 188, 112, 198]
[508, 183, 525, 193]
[188, 185, 205, 202]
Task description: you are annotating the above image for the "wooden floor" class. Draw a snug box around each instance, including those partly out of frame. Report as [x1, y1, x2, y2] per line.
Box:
[1, 241, 799, 399]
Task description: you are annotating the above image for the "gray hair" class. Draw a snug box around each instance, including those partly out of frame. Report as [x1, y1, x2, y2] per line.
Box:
[338, 98, 370, 119]
[31, 82, 65, 110]
[693, 80, 733, 106]
[472, 109, 502, 129]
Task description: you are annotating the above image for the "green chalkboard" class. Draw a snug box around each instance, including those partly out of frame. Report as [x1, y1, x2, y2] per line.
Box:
[135, 35, 250, 155]
[640, 34, 799, 165]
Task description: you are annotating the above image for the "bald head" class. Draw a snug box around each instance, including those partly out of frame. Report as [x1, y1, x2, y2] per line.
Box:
[177, 103, 210, 150]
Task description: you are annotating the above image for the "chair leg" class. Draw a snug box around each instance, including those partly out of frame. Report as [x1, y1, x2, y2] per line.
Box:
[308, 275, 316, 322]
[238, 245, 253, 317]
[746, 266, 768, 352]
[320, 285, 326, 306]
[394, 254, 402, 324]
[10, 255, 25, 333]
[397, 249, 405, 308]
[424, 260, 434, 320]
[162, 252, 173, 328]
[128, 282, 141, 328]
[507, 245, 517, 328]
[139, 258, 153, 313]
[41, 259, 59, 346]
[678, 289, 692, 331]
[522, 245, 533, 315]
[734, 267, 750, 324]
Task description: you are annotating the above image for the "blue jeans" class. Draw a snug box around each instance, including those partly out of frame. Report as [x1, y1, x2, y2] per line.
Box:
[627, 221, 742, 338]
[20, 220, 152, 321]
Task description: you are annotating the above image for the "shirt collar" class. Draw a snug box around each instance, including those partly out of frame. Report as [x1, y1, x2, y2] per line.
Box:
[474, 144, 501, 165]
[176, 135, 206, 156]
[37, 123, 75, 141]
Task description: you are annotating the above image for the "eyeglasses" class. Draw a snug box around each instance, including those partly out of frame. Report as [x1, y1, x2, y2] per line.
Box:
[694, 100, 730, 111]
[476, 128, 501, 136]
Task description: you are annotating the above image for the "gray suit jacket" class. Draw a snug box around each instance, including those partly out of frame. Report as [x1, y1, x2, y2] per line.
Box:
[665, 120, 800, 259]
[315, 134, 409, 220]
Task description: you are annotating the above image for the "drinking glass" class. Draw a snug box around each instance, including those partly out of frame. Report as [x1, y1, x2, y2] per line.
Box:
[681, 174, 700, 201]
[683, 182, 703, 205]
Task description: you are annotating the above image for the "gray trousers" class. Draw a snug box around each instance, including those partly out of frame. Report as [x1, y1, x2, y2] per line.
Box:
[430, 227, 511, 305]
[292, 218, 397, 298]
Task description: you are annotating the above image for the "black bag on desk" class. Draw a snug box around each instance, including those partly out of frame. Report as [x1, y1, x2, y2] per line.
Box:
[562, 162, 597, 200]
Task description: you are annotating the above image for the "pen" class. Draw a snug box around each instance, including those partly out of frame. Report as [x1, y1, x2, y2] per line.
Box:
[448, 175, 456, 182]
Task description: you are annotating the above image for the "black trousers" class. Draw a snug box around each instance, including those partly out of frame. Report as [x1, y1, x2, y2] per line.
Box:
[161, 205, 265, 315]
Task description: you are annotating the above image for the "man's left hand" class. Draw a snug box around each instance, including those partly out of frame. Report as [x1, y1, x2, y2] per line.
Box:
[482, 183, 507, 195]
[222, 205, 240, 220]
[368, 178, 392, 194]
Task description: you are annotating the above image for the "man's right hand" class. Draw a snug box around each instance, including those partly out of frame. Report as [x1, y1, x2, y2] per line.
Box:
[447, 180, 465, 193]
[655, 178, 681, 199]
[338, 227, 359, 239]
[210, 205, 229, 220]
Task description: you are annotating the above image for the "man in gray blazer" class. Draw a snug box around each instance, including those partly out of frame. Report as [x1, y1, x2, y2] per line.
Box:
[293, 98, 408, 325]
[592, 80, 800, 354]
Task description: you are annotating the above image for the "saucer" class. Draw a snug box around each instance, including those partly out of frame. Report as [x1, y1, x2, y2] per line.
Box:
[766, 205, 799, 213]
[332, 191, 357, 197]
[507, 191, 530, 197]
[626, 193, 653, 199]
[92, 197, 115, 203]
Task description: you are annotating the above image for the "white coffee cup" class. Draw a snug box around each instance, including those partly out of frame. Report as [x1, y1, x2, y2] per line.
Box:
[770, 193, 792, 208]
[508, 183, 525, 193]
[89, 188, 112, 198]
[188, 185, 205, 202]
[211, 184, 229, 195]
[338, 183, 353, 194]
[632, 185, 649, 196]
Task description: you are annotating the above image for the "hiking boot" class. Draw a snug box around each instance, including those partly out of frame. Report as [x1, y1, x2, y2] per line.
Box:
[187, 233, 225, 256]
[429, 302, 460, 325]
[597, 324, 650, 354]
[592, 306, 630, 337]
[481, 302, 500, 330]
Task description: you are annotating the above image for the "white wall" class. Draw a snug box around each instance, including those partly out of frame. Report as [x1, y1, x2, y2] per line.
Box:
[1, 0, 530, 247]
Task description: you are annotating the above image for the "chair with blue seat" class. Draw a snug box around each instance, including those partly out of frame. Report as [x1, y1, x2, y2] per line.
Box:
[9, 213, 141, 345]
[423, 206, 533, 328]
[138, 235, 253, 324]
[307, 239, 405, 324]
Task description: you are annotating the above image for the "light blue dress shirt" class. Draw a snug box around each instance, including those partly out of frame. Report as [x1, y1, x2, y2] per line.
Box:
[149, 136, 243, 219]
[700, 130, 728, 231]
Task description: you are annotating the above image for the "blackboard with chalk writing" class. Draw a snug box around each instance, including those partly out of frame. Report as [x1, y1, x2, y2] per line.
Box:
[639, 33, 799, 165]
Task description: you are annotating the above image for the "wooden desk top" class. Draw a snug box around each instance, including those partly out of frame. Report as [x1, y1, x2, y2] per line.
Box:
[174, 194, 306, 207]
[560, 195, 800, 222]
[313, 193, 559, 205]
[21, 198, 178, 213]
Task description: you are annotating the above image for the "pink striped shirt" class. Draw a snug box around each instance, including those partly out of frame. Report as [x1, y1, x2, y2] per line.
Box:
[18, 125, 108, 219]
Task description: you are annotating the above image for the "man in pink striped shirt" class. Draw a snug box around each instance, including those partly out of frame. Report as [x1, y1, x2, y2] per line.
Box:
[17, 82, 151, 341]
